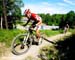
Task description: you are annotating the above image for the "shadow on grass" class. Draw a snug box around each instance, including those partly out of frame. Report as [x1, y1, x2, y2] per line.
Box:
[55, 33, 75, 60]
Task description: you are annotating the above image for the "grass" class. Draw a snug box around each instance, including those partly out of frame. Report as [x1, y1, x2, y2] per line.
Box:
[40, 30, 60, 37]
[69, 28, 75, 33]
[39, 45, 58, 60]
[0, 29, 25, 56]
[0, 29, 25, 47]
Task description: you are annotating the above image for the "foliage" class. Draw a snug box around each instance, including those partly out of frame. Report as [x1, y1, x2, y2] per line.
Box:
[55, 33, 75, 60]
[52, 14, 62, 26]
[39, 32, 74, 60]
[0, 0, 24, 29]
[0, 0, 2, 16]
[39, 10, 75, 29]
[0, 0, 24, 16]
[59, 15, 66, 29]
[39, 45, 59, 60]
[66, 11, 75, 28]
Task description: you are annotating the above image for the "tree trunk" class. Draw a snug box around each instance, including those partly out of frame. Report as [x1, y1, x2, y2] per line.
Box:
[1, 16, 3, 29]
[3, 0, 8, 29]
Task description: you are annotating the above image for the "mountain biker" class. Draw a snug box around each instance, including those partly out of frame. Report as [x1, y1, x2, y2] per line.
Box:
[64, 23, 69, 33]
[23, 9, 42, 45]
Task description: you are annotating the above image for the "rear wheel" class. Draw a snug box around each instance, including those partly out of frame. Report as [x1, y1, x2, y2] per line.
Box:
[11, 34, 32, 55]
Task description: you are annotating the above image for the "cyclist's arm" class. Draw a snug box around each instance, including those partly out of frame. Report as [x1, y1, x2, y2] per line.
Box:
[23, 19, 30, 26]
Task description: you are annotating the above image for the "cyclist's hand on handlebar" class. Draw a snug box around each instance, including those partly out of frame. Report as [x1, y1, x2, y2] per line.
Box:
[22, 25, 25, 27]
[22, 24, 27, 27]
[32, 25, 36, 27]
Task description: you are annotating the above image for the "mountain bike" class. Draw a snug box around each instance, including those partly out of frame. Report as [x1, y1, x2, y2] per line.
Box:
[11, 25, 56, 55]
[11, 27, 44, 55]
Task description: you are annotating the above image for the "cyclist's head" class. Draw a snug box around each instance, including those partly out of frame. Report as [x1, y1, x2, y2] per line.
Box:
[24, 9, 31, 16]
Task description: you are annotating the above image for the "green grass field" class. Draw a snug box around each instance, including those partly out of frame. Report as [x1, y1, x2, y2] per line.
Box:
[40, 30, 60, 37]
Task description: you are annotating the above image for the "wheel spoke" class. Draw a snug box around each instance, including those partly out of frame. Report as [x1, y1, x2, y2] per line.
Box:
[11, 34, 32, 55]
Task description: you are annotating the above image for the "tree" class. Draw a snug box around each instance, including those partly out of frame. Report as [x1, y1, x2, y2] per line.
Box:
[0, 0, 24, 29]
[52, 14, 62, 26]
[39, 11, 75, 28]
[38, 14, 46, 23]
[3, 0, 8, 29]
[39, 13, 52, 25]
[59, 14, 66, 29]
[0, 0, 3, 29]
[66, 11, 75, 28]
[45, 13, 51, 25]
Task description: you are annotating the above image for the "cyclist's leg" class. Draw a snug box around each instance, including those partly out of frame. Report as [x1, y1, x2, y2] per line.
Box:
[30, 21, 40, 39]
[35, 24, 42, 45]
[36, 26, 43, 45]
[31, 21, 42, 44]
[36, 28, 40, 40]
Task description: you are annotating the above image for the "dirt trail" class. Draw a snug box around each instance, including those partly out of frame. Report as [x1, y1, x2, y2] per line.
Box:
[0, 32, 71, 60]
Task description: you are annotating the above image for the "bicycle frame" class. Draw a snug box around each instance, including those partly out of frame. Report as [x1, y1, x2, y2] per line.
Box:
[23, 28, 36, 45]
[22, 32, 30, 45]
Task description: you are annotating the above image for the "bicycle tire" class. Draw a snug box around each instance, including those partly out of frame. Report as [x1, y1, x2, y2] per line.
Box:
[11, 33, 32, 55]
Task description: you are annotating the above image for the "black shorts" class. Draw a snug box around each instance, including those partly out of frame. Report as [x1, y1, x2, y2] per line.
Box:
[31, 21, 38, 28]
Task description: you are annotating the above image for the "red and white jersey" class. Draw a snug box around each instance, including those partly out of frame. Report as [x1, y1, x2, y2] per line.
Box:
[30, 13, 42, 22]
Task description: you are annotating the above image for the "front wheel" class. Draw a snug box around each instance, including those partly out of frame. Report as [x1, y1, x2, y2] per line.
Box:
[11, 33, 32, 55]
